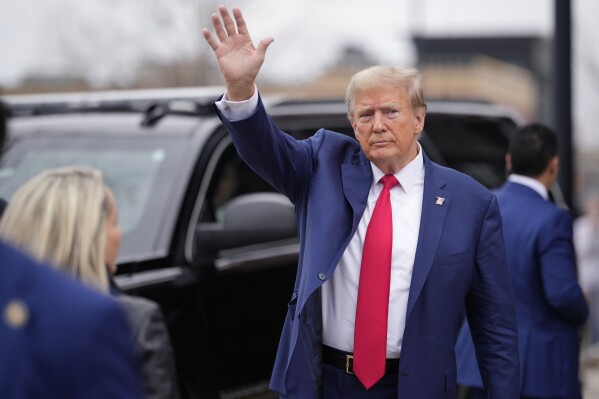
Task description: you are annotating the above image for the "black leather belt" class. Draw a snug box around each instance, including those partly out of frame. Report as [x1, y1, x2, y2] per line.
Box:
[322, 345, 399, 375]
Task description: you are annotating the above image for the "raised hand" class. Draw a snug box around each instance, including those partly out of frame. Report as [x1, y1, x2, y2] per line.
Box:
[203, 5, 274, 101]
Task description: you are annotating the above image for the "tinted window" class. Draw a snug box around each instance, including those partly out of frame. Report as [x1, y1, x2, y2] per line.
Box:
[422, 114, 515, 188]
[204, 144, 276, 223]
[0, 136, 188, 260]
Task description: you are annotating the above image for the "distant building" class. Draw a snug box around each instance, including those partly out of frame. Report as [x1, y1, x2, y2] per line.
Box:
[413, 35, 552, 123]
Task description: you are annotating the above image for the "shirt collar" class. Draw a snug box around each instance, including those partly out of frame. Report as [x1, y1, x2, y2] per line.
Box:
[370, 143, 425, 193]
[508, 174, 549, 200]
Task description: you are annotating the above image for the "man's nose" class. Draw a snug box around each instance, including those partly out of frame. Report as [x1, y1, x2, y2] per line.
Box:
[372, 112, 385, 132]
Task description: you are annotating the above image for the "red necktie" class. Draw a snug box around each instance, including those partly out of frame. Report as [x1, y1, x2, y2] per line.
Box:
[353, 174, 399, 389]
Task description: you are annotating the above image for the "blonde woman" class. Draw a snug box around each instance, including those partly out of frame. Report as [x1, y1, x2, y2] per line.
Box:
[0, 103, 141, 399]
[0, 166, 179, 399]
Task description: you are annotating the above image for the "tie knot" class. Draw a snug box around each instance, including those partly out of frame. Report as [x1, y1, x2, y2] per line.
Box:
[380, 174, 399, 191]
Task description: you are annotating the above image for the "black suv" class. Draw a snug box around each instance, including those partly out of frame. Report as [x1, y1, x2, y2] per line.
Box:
[1, 89, 521, 399]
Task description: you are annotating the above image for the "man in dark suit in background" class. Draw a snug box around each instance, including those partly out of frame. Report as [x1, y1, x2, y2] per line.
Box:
[0, 100, 143, 399]
[203, 6, 519, 399]
[456, 123, 589, 399]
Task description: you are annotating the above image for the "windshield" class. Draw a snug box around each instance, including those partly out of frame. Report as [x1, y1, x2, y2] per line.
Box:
[0, 135, 189, 261]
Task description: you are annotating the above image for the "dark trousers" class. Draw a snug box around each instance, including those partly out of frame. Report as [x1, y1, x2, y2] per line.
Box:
[322, 363, 398, 399]
[466, 387, 565, 399]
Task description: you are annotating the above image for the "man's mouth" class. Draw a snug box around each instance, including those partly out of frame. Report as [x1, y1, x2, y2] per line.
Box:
[372, 141, 391, 146]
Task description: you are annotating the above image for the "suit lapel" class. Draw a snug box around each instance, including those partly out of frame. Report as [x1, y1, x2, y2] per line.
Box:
[340, 151, 451, 319]
[341, 151, 372, 233]
[406, 156, 450, 318]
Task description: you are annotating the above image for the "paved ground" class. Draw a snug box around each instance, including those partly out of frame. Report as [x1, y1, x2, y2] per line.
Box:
[239, 363, 599, 398]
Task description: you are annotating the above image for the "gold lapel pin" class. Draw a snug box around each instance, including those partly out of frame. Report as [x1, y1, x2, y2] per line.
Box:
[4, 299, 29, 329]
[435, 197, 445, 206]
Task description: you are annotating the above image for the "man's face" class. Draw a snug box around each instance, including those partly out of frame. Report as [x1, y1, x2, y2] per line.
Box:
[350, 85, 425, 174]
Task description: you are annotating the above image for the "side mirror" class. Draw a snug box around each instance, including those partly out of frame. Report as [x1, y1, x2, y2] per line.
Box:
[195, 192, 297, 256]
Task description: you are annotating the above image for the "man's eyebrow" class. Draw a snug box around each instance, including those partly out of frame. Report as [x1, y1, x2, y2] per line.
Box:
[380, 102, 402, 108]
[355, 101, 402, 111]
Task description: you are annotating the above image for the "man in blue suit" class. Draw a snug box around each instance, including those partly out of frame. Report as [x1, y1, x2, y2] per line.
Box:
[456, 123, 589, 398]
[203, 6, 519, 398]
[0, 101, 143, 399]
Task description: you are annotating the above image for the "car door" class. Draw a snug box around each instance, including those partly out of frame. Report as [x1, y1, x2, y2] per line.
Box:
[186, 115, 354, 398]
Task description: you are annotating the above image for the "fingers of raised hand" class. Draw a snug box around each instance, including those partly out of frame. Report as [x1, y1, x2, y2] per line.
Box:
[203, 5, 257, 54]
[232, 8, 249, 35]
[219, 5, 238, 37]
[257, 38, 275, 57]
[212, 11, 228, 43]
[202, 29, 219, 52]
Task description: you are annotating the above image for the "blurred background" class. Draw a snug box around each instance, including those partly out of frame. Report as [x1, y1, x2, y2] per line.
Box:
[0, 0, 597, 201]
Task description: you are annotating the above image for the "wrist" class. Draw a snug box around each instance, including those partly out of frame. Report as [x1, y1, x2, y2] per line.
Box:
[225, 82, 255, 102]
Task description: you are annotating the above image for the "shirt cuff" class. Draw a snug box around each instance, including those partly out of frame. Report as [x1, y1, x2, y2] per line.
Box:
[215, 86, 259, 122]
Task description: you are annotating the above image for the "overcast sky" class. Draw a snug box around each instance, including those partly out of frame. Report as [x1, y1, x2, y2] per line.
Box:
[0, 0, 597, 148]
[0, 0, 554, 87]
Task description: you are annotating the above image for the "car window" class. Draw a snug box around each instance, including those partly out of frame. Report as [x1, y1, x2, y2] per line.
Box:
[200, 118, 354, 225]
[0, 147, 163, 233]
[204, 145, 276, 223]
[0, 135, 188, 260]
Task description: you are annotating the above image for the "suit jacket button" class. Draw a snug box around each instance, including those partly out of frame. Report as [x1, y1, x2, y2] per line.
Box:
[318, 273, 327, 281]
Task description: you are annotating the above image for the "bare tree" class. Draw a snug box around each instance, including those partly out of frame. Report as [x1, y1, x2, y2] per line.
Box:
[46, 0, 208, 87]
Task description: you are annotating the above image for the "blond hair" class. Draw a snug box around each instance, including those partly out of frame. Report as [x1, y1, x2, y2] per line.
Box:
[345, 65, 426, 120]
[0, 166, 110, 292]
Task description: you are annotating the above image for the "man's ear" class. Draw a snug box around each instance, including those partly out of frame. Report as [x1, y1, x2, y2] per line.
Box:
[505, 153, 512, 174]
[542, 156, 560, 188]
[549, 156, 559, 177]
[414, 108, 425, 134]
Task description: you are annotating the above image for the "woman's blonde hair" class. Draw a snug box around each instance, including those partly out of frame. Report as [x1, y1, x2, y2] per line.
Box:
[0, 166, 110, 292]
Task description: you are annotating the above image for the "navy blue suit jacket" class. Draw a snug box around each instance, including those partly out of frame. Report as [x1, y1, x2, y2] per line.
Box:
[456, 181, 588, 398]
[217, 98, 519, 399]
[0, 241, 143, 399]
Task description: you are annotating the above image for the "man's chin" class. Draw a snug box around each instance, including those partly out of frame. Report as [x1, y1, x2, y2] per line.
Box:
[368, 150, 393, 161]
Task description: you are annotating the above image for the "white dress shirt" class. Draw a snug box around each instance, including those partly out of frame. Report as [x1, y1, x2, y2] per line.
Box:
[216, 88, 425, 358]
[508, 174, 549, 200]
[322, 149, 424, 358]
[215, 88, 259, 121]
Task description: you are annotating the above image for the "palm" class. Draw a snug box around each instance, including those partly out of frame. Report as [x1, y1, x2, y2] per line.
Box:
[215, 31, 262, 85]
[203, 6, 273, 100]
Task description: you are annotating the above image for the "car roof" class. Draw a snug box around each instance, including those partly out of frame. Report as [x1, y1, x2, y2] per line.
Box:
[265, 97, 523, 124]
[9, 113, 204, 139]
[3, 86, 524, 126]
[4, 87, 227, 139]
[4, 86, 224, 112]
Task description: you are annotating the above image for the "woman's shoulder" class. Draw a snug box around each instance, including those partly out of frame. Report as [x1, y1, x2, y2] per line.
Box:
[116, 294, 161, 317]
